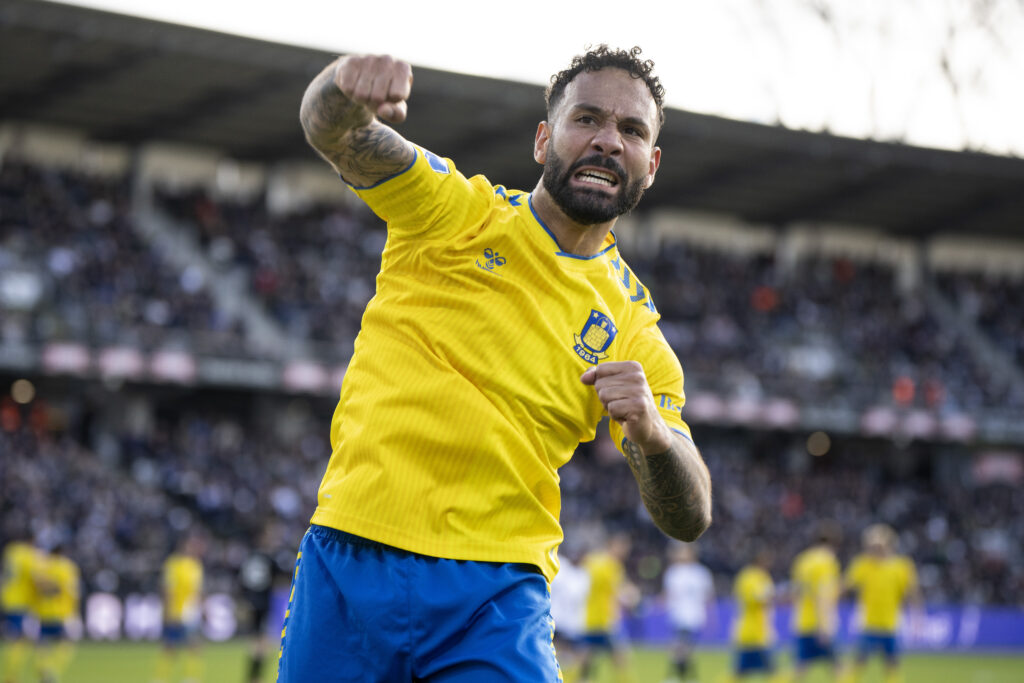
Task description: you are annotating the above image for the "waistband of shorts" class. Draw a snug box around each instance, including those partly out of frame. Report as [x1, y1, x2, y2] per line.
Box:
[308, 524, 405, 552]
[306, 524, 545, 576]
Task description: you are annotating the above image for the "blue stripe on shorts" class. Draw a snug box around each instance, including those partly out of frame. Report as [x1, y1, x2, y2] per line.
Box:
[276, 525, 561, 682]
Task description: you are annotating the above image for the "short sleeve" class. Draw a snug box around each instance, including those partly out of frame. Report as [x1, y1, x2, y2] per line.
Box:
[607, 322, 693, 454]
[349, 146, 494, 242]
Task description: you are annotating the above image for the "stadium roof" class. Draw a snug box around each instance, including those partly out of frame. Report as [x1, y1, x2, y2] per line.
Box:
[3, 0, 1023, 239]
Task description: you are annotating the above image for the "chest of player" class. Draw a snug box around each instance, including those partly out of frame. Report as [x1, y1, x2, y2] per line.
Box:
[374, 215, 653, 436]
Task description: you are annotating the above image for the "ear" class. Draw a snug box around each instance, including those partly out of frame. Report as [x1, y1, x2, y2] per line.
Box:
[534, 121, 550, 165]
[644, 146, 662, 188]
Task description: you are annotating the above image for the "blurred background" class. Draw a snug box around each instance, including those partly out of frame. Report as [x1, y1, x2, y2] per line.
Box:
[1, 0, 1023, 679]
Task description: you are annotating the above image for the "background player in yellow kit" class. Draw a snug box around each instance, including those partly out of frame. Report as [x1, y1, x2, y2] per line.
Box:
[31, 542, 79, 683]
[279, 43, 712, 681]
[844, 524, 922, 683]
[1, 531, 39, 683]
[154, 534, 204, 683]
[731, 547, 777, 681]
[577, 533, 639, 683]
[790, 521, 843, 681]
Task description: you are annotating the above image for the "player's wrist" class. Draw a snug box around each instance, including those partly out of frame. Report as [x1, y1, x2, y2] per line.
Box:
[631, 422, 674, 456]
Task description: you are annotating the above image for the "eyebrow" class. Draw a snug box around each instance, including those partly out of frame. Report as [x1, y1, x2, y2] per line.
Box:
[572, 103, 652, 134]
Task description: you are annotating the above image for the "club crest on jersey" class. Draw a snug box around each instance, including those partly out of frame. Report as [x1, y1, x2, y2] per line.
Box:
[574, 310, 618, 364]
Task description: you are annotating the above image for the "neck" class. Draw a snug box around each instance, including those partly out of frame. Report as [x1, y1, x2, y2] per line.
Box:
[531, 181, 615, 256]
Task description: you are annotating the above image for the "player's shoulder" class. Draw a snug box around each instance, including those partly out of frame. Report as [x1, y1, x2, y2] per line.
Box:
[606, 249, 660, 318]
[894, 554, 915, 571]
[792, 547, 812, 567]
[735, 565, 755, 583]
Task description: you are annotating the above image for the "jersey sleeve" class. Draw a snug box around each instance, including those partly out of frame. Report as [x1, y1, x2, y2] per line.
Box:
[607, 322, 693, 453]
[348, 146, 494, 242]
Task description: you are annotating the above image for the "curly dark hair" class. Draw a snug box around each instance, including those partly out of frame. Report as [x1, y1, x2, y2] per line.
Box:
[546, 45, 666, 127]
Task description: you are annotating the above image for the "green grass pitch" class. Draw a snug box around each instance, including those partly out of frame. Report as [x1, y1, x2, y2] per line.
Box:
[3, 641, 1022, 682]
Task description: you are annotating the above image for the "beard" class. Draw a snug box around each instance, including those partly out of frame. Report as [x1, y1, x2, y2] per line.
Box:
[542, 147, 648, 225]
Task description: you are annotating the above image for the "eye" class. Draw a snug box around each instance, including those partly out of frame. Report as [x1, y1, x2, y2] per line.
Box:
[577, 115, 596, 125]
[623, 125, 644, 138]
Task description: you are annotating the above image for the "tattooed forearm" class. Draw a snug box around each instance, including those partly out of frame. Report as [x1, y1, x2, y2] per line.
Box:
[299, 61, 413, 180]
[623, 437, 712, 542]
[299, 63, 371, 156]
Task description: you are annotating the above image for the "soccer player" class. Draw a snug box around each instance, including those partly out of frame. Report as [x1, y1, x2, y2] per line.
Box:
[730, 547, 777, 681]
[789, 520, 843, 681]
[280, 44, 712, 680]
[31, 542, 80, 683]
[549, 547, 590, 681]
[239, 525, 288, 683]
[153, 534, 204, 683]
[1, 532, 39, 683]
[577, 533, 638, 683]
[661, 542, 715, 683]
[843, 524, 922, 683]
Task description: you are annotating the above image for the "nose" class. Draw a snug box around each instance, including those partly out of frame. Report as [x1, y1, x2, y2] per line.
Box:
[590, 122, 623, 157]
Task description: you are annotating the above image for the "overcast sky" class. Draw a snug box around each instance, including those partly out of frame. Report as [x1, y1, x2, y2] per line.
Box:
[57, 0, 1024, 157]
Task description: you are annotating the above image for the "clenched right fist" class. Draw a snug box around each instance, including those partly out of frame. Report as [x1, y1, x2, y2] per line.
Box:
[334, 54, 413, 124]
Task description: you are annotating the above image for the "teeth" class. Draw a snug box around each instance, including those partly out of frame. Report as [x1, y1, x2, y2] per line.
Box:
[577, 171, 616, 187]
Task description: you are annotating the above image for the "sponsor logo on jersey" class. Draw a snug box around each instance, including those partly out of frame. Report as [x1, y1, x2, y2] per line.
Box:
[658, 394, 684, 414]
[475, 247, 507, 275]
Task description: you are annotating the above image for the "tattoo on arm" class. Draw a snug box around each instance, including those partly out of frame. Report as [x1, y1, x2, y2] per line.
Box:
[299, 64, 414, 182]
[623, 438, 711, 542]
[337, 125, 415, 181]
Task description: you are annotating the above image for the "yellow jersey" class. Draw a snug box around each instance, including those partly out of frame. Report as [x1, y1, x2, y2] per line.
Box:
[791, 545, 840, 635]
[312, 148, 692, 581]
[582, 552, 625, 632]
[1, 541, 38, 614]
[163, 554, 203, 624]
[32, 554, 79, 624]
[732, 565, 774, 648]
[846, 553, 917, 633]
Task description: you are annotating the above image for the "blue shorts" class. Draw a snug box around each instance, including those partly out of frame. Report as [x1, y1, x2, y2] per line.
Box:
[162, 622, 198, 646]
[580, 631, 615, 651]
[734, 648, 774, 675]
[795, 635, 836, 663]
[276, 525, 560, 682]
[2, 612, 27, 637]
[38, 622, 65, 641]
[857, 632, 898, 662]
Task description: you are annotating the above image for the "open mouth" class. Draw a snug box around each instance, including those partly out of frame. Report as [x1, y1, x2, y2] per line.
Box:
[573, 169, 619, 189]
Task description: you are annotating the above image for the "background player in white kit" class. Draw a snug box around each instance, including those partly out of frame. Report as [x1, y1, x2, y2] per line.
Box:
[549, 548, 591, 681]
[662, 543, 716, 683]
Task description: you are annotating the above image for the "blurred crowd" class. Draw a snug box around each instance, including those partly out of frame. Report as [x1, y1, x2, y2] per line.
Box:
[636, 244, 1020, 414]
[562, 428, 1022, 607]
[6, 158, 1023, 413]
[156, 186, 383, 351]
[936, 269, 1024, 370]
[155, 183, 1024, 415]
[0, 160, 235, 354]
